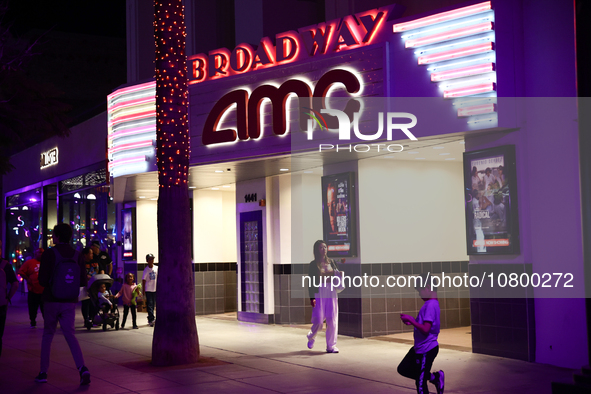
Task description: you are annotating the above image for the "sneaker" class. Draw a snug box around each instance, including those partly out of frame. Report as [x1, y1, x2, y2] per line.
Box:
[432, 370, 445, 394]
[121, 324, 125, 329]
[148, 321, 154, 327]
[34, 372, 47, 383]
[79, 366, 91, 385]
[306, 332, 315, 349]
[326, 347, 339, 353]
[133, 325, 139, 329]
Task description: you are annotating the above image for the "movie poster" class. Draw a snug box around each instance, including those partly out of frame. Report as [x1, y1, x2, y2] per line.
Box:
[464, 145, 520, 255]
[322, 172, 357, 257]
[121, 208, 136, 260]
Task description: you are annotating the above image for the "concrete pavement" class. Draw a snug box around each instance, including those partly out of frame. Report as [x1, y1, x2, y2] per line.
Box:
[0, 291, 575, 393]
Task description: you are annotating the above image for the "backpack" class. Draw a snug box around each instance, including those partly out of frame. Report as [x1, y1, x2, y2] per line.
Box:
[0, 259, 8, 306]
[51, 248, 81, 300]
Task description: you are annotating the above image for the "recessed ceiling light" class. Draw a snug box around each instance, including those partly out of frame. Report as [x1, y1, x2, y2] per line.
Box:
[415, 158, 426, 160]
[212, 187, 219, 190]
[222, 185, 231, 188]
[445, 158, 456, 160]
[439, 153, 450, 155]
[139, 196, 146, 199]
[189, 186, 196, 189]
[215, 170, 224, 173]
[433, 146, 444, 149]
[280, 168, 289, 171]
[408, 151, 419, 154]
[150, 198, 157, 200]
[460, 141, 465, 144]
[384, 155, 396, 158]
[303, 170, 313, 173]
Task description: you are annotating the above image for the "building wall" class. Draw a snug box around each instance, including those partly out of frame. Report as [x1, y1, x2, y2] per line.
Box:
[358, 158, 468, 263]
[463, 0, 587, 368]
[136, 199, 158, 262]
[3, 112, 108, 193]
[193, 189, 237, 263]
[192, 189, 238, 315]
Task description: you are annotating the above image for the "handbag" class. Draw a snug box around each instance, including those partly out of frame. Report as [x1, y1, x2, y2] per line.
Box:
[331, 260, 346, 293]
[78, 286, 89, 301]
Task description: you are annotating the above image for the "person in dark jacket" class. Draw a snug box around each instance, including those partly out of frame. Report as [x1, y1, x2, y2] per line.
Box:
[35, 223, 91, 385]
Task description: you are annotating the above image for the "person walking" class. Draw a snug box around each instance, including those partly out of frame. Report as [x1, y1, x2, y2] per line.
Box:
[142, 253, 158, 327]
[306, 240, 344, 353]
[35, 223, 91, 385]
[18, 248, 45, 328]
[397, 273, 445, 394]
[0, 240, 19, 357]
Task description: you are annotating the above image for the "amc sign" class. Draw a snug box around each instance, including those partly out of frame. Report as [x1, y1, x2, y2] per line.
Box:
[40, 148, 59, 169]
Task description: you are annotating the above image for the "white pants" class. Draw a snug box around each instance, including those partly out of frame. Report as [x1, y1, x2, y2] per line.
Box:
[308, 284, 339, 351]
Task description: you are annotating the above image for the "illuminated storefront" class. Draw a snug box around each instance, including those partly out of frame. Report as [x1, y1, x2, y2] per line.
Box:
[3, 0, 584, 370]
[2, 114, 116, 271]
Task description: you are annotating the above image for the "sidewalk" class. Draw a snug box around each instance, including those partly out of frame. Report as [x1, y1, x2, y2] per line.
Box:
[0, 292, 574, 393]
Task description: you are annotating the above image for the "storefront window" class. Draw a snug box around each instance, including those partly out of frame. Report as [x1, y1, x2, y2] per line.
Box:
[60, 186, 115, 250]
[58, 169, 115, 251]
[5, 188, 42, 269]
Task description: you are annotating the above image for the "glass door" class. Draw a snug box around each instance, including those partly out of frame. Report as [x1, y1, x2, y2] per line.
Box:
[240, 211, 264, 313]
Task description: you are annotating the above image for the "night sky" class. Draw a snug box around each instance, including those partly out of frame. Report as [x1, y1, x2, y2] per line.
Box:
[4, 0, 128, 122]
[5, 0, 126, 38]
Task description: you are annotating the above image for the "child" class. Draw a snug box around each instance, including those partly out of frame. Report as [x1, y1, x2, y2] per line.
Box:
[97, 283, 113, 312]
[397, 273, 445, 394]
[115, 273, 139, 329]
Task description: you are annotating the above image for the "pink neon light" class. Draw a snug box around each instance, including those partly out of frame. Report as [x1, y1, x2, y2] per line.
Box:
[108, 109, 156, 127]
[418, 42, 493, 65]
[405, 22, 493, 48]
[107, 81, 156, 102]
[108, 156, 147, 171]
[457, 103, 496, 117]
[108, 125, 156, 141]
[108, 140, 154, 155]
[443, 82, 495, 98]
[393, 2, 492, 32]
[431, 63, 494, 81]
[108, 96, 155, 114]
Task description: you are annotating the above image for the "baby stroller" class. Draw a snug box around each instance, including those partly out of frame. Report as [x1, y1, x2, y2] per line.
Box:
[86, 274, 120, 331]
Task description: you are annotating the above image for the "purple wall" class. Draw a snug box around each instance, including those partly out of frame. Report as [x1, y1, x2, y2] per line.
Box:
[465, 0, 586, 368]
[3, 112, 109, 194]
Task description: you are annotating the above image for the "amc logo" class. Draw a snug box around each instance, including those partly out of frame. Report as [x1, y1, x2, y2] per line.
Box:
[203, 69, 360, 146]
[40, 148, 59, 169]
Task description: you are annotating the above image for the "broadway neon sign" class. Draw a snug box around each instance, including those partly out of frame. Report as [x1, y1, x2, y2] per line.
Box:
[189, 4, 400, 84]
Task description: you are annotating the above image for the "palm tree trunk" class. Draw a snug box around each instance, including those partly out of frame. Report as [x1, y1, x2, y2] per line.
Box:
[152, 0, 199, 366]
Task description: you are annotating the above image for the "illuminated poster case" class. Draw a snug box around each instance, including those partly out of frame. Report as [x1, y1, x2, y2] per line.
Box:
[463, 145, 520, 255]
[322, 172, 357, 257]
[121, 208, 137, 260]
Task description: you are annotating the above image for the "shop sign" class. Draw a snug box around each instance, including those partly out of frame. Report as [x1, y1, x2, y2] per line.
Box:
[203, 68, 362, 146]
[40, 147, 59, 169]
[188, 4, 400, 84]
